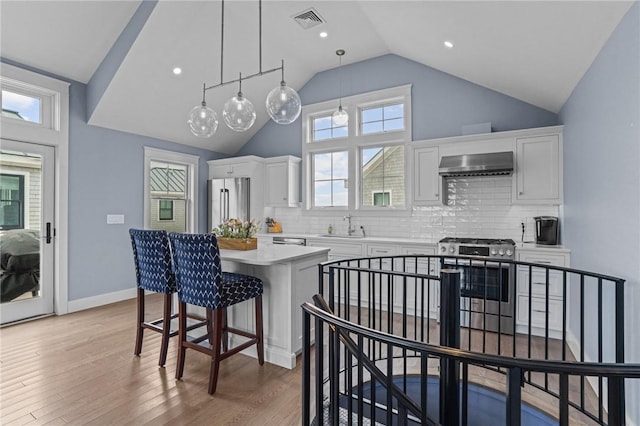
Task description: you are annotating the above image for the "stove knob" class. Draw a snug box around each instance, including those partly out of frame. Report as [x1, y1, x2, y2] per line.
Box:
[449, 246, 456, 254]
[506, 249, 513, 257]
[440, 245, 447, 253]
[498, 249, 505, 256]
[491, 248, 498, 256]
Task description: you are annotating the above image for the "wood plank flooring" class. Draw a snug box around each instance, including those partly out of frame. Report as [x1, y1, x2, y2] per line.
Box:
[1, 294, 600, 425]
[1, 294, 303, 425]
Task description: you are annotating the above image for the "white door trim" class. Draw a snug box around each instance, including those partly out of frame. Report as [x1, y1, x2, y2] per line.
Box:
[1, 62, 69, 315]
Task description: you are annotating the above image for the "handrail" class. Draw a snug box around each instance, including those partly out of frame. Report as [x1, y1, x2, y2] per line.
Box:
[302, 300, 640, 378]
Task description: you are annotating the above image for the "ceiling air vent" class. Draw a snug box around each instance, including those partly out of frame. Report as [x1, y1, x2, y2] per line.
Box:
[292, 8, 325, 30]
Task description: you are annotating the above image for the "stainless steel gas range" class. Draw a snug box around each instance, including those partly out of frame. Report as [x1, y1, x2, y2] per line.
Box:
[437, 237, 516, 334]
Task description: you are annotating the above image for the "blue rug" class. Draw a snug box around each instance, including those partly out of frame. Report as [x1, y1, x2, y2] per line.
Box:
[339, 375, 558, 425]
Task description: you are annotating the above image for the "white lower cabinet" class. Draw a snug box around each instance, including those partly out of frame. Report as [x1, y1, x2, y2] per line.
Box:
[307, 239, 439, 318]
[516, 248, 570, 338]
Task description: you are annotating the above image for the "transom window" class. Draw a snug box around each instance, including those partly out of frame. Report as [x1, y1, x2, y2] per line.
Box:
[312, 151, 348, 207]
[312, 114, 348, 141]
[360, 103, 404, 135]
[1, 90, 41, 123]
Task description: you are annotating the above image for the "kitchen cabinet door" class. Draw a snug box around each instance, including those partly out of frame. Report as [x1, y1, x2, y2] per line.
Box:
[264, 156, 300, 207]
[413, 146, 441, 204]
[513, 134, 562, 204]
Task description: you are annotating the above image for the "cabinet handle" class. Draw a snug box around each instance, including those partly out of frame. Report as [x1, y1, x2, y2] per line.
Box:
[434, 193, 438, 197]
[533, 309, 547, 313]
[533, 282, 547, 285]
[519, 192, 524, 195]
[282, 197, 287, 201]
[536, 261, 552, 264]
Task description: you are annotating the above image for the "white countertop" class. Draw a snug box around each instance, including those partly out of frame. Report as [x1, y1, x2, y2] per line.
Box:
[258, 232, 438, 245]
[220, 244, 330, 266]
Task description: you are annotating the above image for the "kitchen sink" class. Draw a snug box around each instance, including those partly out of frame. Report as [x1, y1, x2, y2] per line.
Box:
[320, 234, 365, 239]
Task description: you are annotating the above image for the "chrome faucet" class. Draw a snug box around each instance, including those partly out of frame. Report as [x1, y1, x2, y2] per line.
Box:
[343, 215, 356, 236]
[360, 225, 366, 237]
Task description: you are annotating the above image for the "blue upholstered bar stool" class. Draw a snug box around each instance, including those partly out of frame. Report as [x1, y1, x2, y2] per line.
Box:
[129, 229, 177, 367]
[129, 229, 207, 367]
[168, 232, 264, 395]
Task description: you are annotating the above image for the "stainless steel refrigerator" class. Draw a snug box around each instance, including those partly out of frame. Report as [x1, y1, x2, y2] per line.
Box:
[207, 178, 251, 231]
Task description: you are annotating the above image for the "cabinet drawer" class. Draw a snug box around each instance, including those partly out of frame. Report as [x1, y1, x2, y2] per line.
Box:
[517, 268, 565, 297]
[398, 245, 436, 256]
[518, 252, 567, 267]
[517, 295, 563, 331]
[308, 240, 363, 257]
[367, 245, 397, 257]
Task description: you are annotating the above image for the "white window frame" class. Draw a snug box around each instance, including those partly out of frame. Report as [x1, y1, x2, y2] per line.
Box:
[0, 62, 70, 315]
[301, 85, 412, 216]
[143, 147, 199, 232]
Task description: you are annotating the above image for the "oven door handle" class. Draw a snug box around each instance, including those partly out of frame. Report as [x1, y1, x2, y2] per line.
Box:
[443, 260, 512, 268]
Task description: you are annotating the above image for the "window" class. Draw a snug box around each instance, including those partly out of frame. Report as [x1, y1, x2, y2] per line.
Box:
[361, 146, 405, 208]
[144, 147, 199, 233]
[360, 103, 404, 135]
[0, 174, 25, 229]
[158, 200, 174, 221]
[313, 151, 348, 207]
[312, 114, 348, 141]
[373, 191, 391, 206]
[1, 90, 41, 123]
[301, 85, 411, 215]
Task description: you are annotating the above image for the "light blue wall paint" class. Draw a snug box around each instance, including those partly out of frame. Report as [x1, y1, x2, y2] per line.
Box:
[86, 0, 157, 120]
[1, 58, 226, 301]
[559, 3, 639, 423]
[237, 54, 558, 157]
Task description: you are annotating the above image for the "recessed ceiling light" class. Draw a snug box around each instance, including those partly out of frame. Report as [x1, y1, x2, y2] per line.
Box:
[319, 31, 328, 38]
[443, 40, 454, 49]
[173, 67, 182, 75]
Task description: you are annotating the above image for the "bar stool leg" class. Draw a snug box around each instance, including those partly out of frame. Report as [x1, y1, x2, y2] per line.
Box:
[175, 302, 188, 380]
[222, 309, 229, 353]
[158, 293, 172, 367]
[208, 308, 224, 394]
[255, 295, 264, 366]
[134, 288, 145, 356]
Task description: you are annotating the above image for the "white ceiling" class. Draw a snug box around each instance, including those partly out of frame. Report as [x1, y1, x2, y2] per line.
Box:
[1, 1, 634, 155]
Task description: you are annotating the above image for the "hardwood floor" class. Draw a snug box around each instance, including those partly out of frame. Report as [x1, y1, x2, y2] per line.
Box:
[1, 295, 601, 425]
[0, 294, 304, 425]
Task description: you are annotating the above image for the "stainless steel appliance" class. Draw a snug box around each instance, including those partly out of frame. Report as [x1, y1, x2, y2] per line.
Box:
[207, 178, 250, 232]
[534, 216, 559, 245]
[438, 237, 516, 334]
[272, 236, 306, 246]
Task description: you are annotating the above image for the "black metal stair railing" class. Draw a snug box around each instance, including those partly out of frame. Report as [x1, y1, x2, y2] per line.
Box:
[301, 255, 640, 426]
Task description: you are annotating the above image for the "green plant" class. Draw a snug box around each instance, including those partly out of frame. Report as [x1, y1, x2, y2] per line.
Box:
[212, 218, 259, 239]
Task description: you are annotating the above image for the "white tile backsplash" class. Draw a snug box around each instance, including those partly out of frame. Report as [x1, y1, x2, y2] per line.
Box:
[266, 176, 558, 243]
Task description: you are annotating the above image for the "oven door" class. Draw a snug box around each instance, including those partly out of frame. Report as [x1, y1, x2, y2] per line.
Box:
[442, 258, 515, 333]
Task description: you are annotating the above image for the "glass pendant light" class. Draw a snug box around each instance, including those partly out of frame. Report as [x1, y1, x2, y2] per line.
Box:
[332, 49, 348, 127]
[266, 60, 301, 124]
[223, 73, 257, 132]
[188, 84, 218, 137]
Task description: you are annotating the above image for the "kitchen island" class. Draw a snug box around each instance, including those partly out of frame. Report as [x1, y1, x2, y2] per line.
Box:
[219, 244, 329, 369]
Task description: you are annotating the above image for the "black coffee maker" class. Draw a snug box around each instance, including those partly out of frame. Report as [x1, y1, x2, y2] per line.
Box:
[534, 216, 559, 245]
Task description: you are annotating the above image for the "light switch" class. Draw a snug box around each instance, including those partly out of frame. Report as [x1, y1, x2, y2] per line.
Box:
[107, 214, 125, 225]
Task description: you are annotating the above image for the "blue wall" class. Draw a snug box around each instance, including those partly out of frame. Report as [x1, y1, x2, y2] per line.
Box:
[559, 3, 639, 422]
[1, 58, 226, 301]
[237, 54, 558, 157]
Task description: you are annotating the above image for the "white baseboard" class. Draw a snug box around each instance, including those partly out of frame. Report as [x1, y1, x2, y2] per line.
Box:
[67, 287, 137, 313]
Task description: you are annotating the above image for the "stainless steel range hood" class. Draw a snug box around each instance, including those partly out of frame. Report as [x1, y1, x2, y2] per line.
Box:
[438, 151, 514, 177]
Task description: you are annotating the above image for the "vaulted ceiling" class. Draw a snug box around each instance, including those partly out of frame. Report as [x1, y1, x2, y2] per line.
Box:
[1, 1, 633, 154]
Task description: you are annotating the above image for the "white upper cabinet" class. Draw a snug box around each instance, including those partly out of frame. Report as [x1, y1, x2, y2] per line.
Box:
[209, 155, 263, 179]
[264, 156, 301, 207]
[413, 146, 440, 204]
[513, 133, 562, 204]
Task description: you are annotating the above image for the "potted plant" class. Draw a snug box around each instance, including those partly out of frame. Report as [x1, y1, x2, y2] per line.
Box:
[212, 218, 259, 250]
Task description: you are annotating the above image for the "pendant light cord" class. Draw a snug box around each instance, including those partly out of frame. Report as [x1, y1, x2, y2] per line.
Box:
[220, 0, 225, 85]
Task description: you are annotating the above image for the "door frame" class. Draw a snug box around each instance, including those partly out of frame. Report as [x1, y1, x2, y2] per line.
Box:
[1, 62, 70, 317]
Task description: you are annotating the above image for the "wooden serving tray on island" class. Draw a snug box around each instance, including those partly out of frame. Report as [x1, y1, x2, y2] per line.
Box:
[217, 237, 257, 251]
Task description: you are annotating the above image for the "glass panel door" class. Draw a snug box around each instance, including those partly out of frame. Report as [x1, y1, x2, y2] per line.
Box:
[0, 139, 54, 324]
